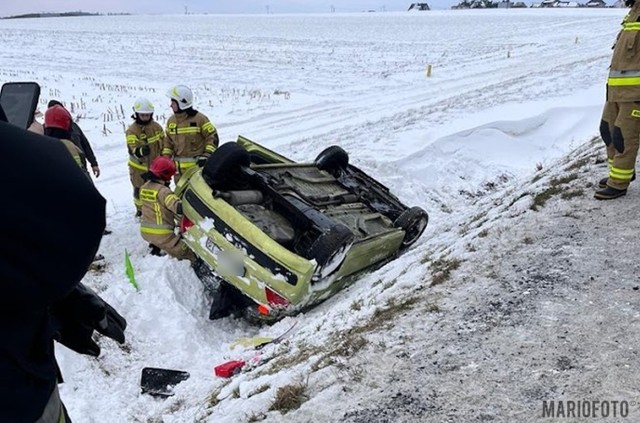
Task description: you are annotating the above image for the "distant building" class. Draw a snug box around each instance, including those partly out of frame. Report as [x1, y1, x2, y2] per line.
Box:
[585, 0, 606, 6]
[408, 3, 431, 10]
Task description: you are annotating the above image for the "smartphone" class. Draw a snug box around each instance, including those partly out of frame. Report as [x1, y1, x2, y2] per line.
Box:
[0, 82, 41, 130]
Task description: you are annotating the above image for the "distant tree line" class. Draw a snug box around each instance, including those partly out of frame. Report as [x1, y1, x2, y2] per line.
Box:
[2, 11, 131, 19]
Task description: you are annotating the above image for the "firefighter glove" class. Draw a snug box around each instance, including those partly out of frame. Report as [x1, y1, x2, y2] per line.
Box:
[135, 145, 151, 158]
[51, 283, 127, 357]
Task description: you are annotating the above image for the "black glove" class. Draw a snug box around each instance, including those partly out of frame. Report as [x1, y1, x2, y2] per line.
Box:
[51, 283, 127, 357]
[134, 145, 151, 158]
[196, 155, 208, 167]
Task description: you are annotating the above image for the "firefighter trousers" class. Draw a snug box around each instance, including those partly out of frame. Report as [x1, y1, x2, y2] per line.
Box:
[141, 232, 196, 263]
[600, 101, 640, 190]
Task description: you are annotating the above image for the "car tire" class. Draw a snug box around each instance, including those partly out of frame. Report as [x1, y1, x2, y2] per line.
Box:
[203, 142, 250, 189]
[394, 206, 429, 249]
[315, 145, 349, 174]
[308, 225, 354, 278]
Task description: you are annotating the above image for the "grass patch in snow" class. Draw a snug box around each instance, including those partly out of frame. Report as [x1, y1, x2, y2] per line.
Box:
[561, 189, 584, 200]
[430, 257, 462, 286]
[565, 157, 590, 172]
[246, 411, 267, 422]
[530, 173, 578, 211]
[269, 381, 308, 414]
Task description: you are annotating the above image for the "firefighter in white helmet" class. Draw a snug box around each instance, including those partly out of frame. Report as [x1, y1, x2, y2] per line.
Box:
[126, 97, 165, 217]
[162, 85, 219, 183]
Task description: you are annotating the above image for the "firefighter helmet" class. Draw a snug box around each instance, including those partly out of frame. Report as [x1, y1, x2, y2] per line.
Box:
[150, 156, 177, 181]
[44, 105, 72, 131]
[133, 97, 154, 114]
[167, 85, 193, 110]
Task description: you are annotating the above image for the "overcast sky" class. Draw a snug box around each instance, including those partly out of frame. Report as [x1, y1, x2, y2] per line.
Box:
[0, 0, 455, 16]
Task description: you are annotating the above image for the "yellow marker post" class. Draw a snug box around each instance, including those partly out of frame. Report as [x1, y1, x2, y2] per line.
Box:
[426, 64, 432, 77]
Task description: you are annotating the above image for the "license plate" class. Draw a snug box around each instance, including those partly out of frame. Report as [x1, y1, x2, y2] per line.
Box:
[205, 237, 245, 277]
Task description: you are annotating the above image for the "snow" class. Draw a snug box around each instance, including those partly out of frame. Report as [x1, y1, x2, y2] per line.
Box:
[0, 8, 631, 422]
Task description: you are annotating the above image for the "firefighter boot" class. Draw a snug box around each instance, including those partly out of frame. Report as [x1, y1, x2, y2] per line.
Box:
[149, 244, 163, 256]
[594, 186, 627, 200]
[598, 172, 635, 189]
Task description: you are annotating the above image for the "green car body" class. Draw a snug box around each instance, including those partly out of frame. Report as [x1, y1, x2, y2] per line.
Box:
[175, 136, 428, 321]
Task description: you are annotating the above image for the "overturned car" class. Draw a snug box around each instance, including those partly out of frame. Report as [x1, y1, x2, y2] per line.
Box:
[175, 136, 428, 322]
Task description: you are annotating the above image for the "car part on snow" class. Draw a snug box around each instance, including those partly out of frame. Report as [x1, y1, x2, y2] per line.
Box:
[214, 360, 246, 378]
[255, 320, 298, 349]
[140, 367, 190, 397]
[394, 206, 429, 249]
[315, 145, 349, 175]
[230, 320, 299, 350]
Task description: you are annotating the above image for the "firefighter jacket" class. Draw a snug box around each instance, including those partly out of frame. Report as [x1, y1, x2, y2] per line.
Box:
[139, 179, 182, 236]
[162, 109, 218, 171]
[60, 138, 87, 170]
[608, 2, 640, 102]
[126, 121, 164, 172]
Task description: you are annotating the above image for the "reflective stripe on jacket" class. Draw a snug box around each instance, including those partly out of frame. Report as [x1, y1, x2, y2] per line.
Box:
[162, 111, 217, 164]
[126, 121, 164, 171]
[139, 180, 181, 235]
[608, 2, 640, 101]
[60, 138, 87, 170]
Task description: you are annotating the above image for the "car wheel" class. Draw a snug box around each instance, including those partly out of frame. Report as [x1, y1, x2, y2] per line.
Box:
[203, 143, 250, 189]
[308, 225, 354, 279]
[394, 206, 428, 249]
[315, 145, 349, 175]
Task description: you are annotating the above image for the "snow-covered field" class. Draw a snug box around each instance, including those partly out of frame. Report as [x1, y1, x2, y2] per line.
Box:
[0, 8, 629, 422]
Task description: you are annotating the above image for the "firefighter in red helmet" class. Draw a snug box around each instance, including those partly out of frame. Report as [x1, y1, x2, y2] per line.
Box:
[44, 105, 89, 177]
[139, 156, 196, 261]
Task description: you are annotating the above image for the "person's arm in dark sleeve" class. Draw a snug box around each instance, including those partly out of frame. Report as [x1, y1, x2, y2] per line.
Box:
[73, 122, 100, 177]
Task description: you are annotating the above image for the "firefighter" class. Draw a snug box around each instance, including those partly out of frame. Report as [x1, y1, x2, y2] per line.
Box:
[162, 85, 219, 183]
[47, 100, 101, 179]
[596, 0, 640, 200]
[44, 105, 89, 177]
[139, 156, 196, 262]
[126, 98, 165, 217]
